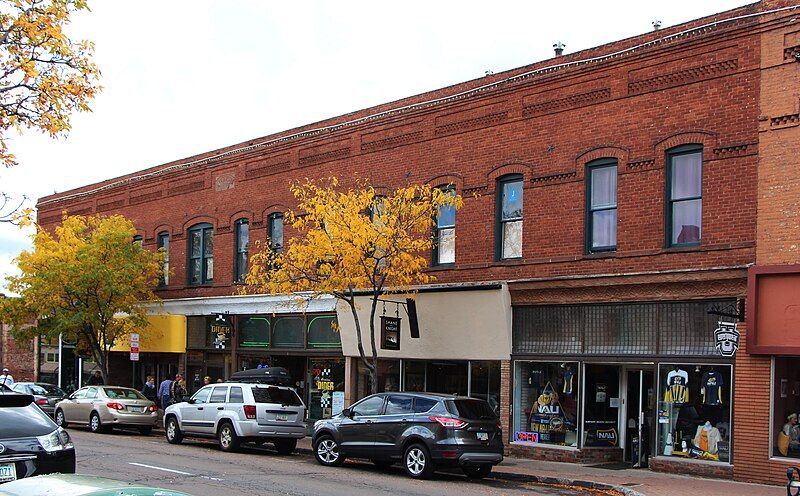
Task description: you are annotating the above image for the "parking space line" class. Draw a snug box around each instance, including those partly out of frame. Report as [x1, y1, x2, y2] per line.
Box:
[129, 462, 193, 475]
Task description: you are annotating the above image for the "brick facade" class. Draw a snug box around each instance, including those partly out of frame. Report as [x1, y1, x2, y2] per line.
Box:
[0, 320, 37, 383]
[31, 1, 800, 485]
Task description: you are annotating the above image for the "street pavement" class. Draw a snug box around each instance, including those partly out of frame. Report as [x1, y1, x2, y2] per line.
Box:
[68, 428, 588, 496]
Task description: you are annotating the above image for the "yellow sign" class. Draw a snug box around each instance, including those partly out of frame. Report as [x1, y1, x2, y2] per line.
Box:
[316, 380, 334, 391]
[110, 315, 187, 354]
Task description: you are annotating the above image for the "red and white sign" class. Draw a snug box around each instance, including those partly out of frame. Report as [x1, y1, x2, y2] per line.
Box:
[130, 333, 140, 361]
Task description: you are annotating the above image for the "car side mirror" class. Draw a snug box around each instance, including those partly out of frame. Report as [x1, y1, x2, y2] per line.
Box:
[187, 398, 195, 404]
[341, 408, 352, 418]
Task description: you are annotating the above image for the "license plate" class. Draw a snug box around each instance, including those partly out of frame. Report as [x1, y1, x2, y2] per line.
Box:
[0, 463, 17, 482]
[276, 413, 289, 421]
[127, 406, 142, 413]
[477, 432, 488, 441]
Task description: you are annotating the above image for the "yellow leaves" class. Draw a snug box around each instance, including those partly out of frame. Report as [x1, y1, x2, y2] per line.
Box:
[245, 178, 462, 299]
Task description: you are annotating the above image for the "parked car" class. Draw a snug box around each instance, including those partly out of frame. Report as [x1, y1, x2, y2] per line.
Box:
[0, 392, 75, 483]
[0, 474, 192, 495]
[164, 382, 306, 454]
[54, 386, 158, 435]
[312, 392, 503, 479]
[10, 383, 67, 418]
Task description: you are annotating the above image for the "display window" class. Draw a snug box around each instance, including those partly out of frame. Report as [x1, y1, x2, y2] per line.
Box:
[356, 359, 400, 400]
[583, 364, 620, 447]
[656, 363, 731, 463]
[308, 358, 345, 422]
[773, 358, 800, 459]
[513, 361, 579, 447]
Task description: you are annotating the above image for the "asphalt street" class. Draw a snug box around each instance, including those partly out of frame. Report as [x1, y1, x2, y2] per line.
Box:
[67, 428, 588, 496]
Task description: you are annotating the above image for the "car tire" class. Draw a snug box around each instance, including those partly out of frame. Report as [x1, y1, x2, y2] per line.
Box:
[218, 422, 240, 452]
[274, 438, 297, 455]
[55, 409, 68, 428]
[463, 465, 492, 480]
[165, 416, 183, 444]
[138, 426, 153, 436]
[371, 459, 394, 468]
[89, 412, 106, 433]
[403, 443, 434, 479]
[313, 434, 345, 467]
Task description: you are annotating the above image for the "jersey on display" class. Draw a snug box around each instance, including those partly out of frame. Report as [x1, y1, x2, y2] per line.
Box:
[701, 370, 724, 405]
[664, 368, 689, 404]
[562, 366, 575, 395]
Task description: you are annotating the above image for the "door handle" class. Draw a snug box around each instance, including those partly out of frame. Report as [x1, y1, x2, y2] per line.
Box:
[402, 419, 408, 422]
[197, 407, 204, 410]
[366, 420, 373, 424]
[217, 407, 223, 411]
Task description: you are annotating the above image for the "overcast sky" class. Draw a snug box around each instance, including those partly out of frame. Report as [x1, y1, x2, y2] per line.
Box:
[0, 0, 750, 292]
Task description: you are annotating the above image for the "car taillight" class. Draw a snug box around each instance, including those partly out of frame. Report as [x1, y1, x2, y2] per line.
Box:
[106, 402, 124, 411]
[244, 405, 256, 419]
[428, 416, 467, 428]
[35, 398, 48, 406]
[147, 404, 158, 412]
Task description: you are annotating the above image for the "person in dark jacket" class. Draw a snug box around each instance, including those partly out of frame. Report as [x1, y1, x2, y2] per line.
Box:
[141, 375, 157, 403]
[87, 370, 104, 385]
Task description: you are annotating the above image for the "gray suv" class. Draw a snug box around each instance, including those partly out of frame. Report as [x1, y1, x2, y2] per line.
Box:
[312, 392, 503, 479]
[164, 382, 306, 454]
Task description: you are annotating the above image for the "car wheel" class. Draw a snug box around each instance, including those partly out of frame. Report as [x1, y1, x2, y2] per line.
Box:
[314, 434, 345, 467]
[218, 422, 240, 452]
[138, 426, 153, 436]
[55, 409, 68, 428]
[165, 416, 183, 444]
[404, 443, 434, 479]
[371, 459, 394, 468]
[463, 465, 492, 480]
[89, 412, 105, 433]
[274, 438, 297, 455]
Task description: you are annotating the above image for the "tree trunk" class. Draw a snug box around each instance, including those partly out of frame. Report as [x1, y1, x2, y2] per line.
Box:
[368, 291, 381, 395]
[346, 295, 377, 394]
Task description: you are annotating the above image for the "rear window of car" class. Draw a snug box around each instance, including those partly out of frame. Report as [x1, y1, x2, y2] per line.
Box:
[251, 386, 302, 406]
[104, 388, 145, 400]
[0, 398, 58, 437]
[413, 398, 438, 413]
[446, 399, 497, 420]
[31, 384, 65, 396]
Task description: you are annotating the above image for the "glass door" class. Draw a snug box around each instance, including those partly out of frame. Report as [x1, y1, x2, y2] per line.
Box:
[624, 367, 655, 467]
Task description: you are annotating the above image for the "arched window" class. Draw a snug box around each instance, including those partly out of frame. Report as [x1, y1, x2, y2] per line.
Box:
[188, 223, 213, 285]
[234, 218, 249, 282]
[433, 186, 456, 265]
[157, 231, 170, 286]
[307, 316, 341, 349]
[272, 316, 304, 348]
[495, 175, 524, 260]
[268, 213, 284, 252]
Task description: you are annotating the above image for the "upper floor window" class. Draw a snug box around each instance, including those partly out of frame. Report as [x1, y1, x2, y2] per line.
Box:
[157, 232, 169, 286]
[268, 213, 284, 252]
[234, 218, 249, 282]
[433, 187, 456, 265]
[667, 145, 703, 246]
[188, 223, 213, 285]
[586, 159, 618, 252]
[496, 175, 523, 260]
[133, 235, 143, 246]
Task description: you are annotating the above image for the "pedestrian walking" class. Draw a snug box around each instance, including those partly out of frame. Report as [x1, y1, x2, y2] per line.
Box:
[0, 368, 14, 387]
[170, 374, 186, 403]
[158, 375, 173, 410]
[141, 375, 157, 403]
[87, 370, 104, 385]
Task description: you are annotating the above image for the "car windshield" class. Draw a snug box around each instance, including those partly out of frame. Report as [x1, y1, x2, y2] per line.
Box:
[103, 388, 145, 400]
[447, 399, 497, 420]
[31, 384, 65, 396]
[0, 396, 58, 437]
[251, 386, 302, 406]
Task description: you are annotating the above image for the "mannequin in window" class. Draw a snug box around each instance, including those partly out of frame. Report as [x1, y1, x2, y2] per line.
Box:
[664, 367, 689, 403]
[693, 421, 721, 454]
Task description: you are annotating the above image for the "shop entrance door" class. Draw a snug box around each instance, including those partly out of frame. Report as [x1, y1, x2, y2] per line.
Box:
[622, 367, 655, 467]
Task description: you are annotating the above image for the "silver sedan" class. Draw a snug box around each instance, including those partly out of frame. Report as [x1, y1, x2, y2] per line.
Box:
[54, 385, 158, 434]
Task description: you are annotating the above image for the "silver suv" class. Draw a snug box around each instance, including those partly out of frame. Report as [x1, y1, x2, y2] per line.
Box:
[163, 382, 306, 454]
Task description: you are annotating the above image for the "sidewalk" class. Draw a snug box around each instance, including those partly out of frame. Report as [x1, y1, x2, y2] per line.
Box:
[295, 437, 781, 496]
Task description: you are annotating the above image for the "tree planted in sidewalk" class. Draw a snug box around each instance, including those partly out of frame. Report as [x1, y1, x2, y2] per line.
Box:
[245, 178, 462, 395]
[0, 214, 163, 383]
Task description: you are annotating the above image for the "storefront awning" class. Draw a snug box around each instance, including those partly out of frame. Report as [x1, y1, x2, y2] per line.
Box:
[110, 315, 187, 354]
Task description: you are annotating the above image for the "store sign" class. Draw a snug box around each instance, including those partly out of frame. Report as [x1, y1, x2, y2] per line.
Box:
[381, 316, 400, 351]
[130, 333, 139, 362]
[714, 320, 740, 357]
[210, 314, 232, 349]
[513, 431, 539, 443]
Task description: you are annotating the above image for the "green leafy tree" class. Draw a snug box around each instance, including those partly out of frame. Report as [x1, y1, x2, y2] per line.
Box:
[0, 214, 162, 383]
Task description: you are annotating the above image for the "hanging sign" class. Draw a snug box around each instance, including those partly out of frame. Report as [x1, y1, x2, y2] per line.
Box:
[210, 314, 232, 349]
[381, 316, 401, 350]
[129, 333, 139, 361]
[714, 320, 740, 357]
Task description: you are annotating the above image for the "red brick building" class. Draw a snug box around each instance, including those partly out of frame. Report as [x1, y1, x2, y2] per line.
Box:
[34, 0, 800, 484]
[0, 295, 38, 383]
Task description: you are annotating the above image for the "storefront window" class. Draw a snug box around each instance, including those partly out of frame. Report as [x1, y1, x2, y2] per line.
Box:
[583, 364, 619, 447]
[657, 363, 731, 462]
[773, 358, 800, 458]
[404, 361, 426, 391]
[307, 316, 341, 349]
[272, 316, 304, 348]
[238, 316, 270, 348]
[470, 361, 501, 415]
[513, 361, 579, 447]
[308, 358, 345, 422]
[426, 361, 468, 396]
[356, 359, 400, 400]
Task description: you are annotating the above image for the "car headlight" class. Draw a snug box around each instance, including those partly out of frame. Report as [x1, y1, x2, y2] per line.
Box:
[38, 427, 74, 452]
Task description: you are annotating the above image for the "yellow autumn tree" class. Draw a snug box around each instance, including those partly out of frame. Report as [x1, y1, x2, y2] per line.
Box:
[245, 178, 462, 395]
[0, 0, 101, 222]
[0, 214, 163, 383]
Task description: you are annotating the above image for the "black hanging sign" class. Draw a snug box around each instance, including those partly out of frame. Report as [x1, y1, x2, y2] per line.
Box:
[381, 316, 401, 350]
